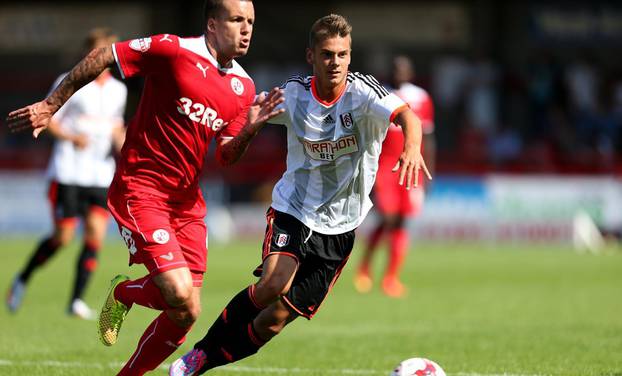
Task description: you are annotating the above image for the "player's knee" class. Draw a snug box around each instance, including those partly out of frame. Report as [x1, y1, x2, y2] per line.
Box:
[255, 279, 289, 303]
[54, 231, 74, 247]
[162, 278, 194, 307]
[169, 303, 201, 327]
[262, 321, 286, 338]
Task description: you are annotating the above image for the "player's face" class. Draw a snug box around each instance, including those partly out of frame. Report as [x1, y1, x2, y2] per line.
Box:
[307, 35, 351, 89]
[209, 0, 255, 60]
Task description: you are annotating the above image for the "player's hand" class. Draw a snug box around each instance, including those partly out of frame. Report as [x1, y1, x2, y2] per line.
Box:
[71, 134, 89, 149]
[6, 100, 54, 139]
[392, 149, 432, 190]
[248, 87, 285, 128]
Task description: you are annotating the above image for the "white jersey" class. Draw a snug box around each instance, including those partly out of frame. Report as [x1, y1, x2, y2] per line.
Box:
[46, 73, 127, 187]
[270, 72, 407, 234]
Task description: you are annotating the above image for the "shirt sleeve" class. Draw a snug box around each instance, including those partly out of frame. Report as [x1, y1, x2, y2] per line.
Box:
[359, 74, 407, 123]
[112, 34, 180, 79]
[218, 79, 256, 140]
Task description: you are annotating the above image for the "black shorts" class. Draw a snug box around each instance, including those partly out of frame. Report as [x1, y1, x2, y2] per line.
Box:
[48, 182, 109, 221]
[256, 207, 355, 319]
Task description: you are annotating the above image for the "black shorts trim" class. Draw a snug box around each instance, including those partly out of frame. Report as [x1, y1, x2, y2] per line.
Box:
[258, 208, 355, 319]
[48, 182, 109, 220]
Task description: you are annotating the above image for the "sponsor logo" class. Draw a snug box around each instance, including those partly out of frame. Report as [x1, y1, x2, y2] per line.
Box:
[302, 134, 359, 161]
[160, 34, 173, 43]
[196, 62, 209, 78]
[340, 112, 354, 129]
[159, 252, 174, 261]
[321, 114, 336, 125]
[153, 229, 170, 244]
[120, 226, 137, 255]
[275, 233, 290, 247]
[177, 97, 226, 132]
[129, 37, 152, 53]
[231, 77, 244, 95]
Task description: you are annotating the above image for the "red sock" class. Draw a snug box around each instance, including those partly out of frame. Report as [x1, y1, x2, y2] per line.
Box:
[117, 312, 190, 376]
[386, 228, 408, 279]
[360, 225, 384, 273]
[114, 275, 172, 310]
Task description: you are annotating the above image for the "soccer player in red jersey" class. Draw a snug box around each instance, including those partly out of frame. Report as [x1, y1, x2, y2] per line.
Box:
[354, 55, 435, 298]
[6, 1, 284, 375]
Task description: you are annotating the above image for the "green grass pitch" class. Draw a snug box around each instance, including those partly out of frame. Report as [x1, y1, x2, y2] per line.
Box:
[0, 237, 620, 375]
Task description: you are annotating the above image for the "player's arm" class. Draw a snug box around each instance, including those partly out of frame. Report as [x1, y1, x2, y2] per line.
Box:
[216, 87, 284, 166]
[47, 118, 89, 149]
[111, 122, 126, 153]
[392, 108, 432, 189]
[6, 46, 115, 138]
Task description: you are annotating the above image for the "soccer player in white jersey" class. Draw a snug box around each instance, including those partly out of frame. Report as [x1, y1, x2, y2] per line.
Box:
[170, 14, 431, 375]
[6, 28, 127, 319]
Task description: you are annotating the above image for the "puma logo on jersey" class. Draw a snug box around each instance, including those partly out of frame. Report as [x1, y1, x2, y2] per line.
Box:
[159, 252, 174, 261]
[177, 97, 226, 131]
[160, 34, 173, 43]
[196, 62, 209, 78]
[302, 135, 359, 161]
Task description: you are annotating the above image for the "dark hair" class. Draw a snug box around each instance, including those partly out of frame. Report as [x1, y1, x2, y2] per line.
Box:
[204, 0, 252, 21]
[309, 14, 352, 48]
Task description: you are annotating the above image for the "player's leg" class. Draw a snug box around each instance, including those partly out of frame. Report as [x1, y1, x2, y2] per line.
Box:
[99, 193, 189, 346]
[382, 214, 408, 297]
[6, 182, 78, 312]
[170, 209, 302, 375]
[117, 278, 201, 376]
[170, 254, 299, 375]
[355, 177, 397, 293]
[382, 188, 423, 298]
[114, 201, 207, 375]
[69, 187, 109, 319]
[355, 217, 386, 293]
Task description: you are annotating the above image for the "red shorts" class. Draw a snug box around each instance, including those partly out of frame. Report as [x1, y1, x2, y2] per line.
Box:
[107, 187, 208, 286]
[374, 164, 425, 217]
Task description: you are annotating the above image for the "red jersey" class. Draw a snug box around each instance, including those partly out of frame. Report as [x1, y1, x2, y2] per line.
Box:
[111, 34, 256, 199]
[379, 82, 434, 165]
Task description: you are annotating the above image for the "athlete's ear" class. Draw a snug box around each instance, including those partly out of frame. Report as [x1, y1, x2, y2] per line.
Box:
[206, 18, 217, 33]
[305, 47, 313, 65]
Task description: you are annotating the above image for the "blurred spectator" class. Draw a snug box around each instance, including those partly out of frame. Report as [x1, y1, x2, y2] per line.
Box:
[465, 52, 499, 134]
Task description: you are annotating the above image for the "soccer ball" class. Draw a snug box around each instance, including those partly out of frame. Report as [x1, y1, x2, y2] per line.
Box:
[390, 357, 446, 376]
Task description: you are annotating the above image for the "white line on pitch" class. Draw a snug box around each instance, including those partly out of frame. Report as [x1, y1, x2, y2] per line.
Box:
[0, 359, 547, 376]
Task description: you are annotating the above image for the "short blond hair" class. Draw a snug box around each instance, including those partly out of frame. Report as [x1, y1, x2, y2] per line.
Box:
[308, 14, 352, 48]
[84, 27, 117, 50]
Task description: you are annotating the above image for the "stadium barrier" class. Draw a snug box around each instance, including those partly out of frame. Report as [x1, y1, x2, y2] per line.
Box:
[1, 172, 620, 244]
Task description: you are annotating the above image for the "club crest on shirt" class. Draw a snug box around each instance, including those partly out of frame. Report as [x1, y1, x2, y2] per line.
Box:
[129, 37, 152, 53]
[152, 229, 170, 244]
[231, 77, 244, 95]
[340, 112, 354, 129]
[275, 233, 290, 247]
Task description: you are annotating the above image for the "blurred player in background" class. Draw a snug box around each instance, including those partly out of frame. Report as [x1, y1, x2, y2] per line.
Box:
[5, 28, 127, 319]
[354, 55, 435, 298]
[6, 0, 284, 374]
[170, 14, 430, 375]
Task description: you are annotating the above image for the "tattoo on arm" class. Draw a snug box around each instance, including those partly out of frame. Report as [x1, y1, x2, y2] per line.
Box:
[218, 125, 260, 166]
[46, 46, 115, 112]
